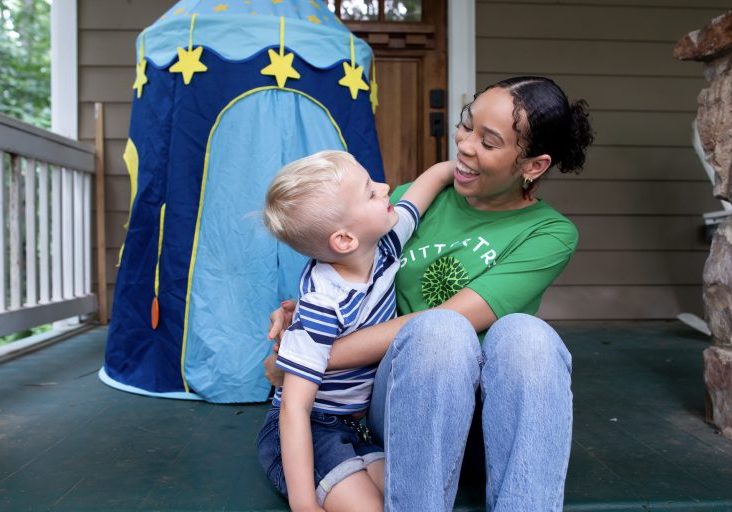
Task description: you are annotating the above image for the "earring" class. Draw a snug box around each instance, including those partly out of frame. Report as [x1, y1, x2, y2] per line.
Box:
[523, 176, 533, 188]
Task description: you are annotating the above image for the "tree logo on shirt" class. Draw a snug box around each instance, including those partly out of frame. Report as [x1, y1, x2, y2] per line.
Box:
[422, 256, 469, 307]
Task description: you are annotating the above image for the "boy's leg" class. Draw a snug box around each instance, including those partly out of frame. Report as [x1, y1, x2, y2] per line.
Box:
[480, 313, 573, 512]
[365, 459, 384, 495]
[323, 470, 383, 512]
[368, 310, 482, 512]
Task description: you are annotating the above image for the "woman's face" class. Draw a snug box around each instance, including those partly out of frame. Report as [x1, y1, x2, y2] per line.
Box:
[454, 87, 528, 210]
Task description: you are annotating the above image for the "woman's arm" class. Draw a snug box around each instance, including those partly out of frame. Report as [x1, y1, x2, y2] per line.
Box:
[279, 373, 326, 512]
[327, 288, 496, 370]
[265, 288, 498, 374]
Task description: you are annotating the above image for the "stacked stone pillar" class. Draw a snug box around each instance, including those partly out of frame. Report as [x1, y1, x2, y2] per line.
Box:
[674, 11, 732, 439]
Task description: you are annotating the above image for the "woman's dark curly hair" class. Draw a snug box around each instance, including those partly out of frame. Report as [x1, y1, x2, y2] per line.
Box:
[479, 76, 594, 196]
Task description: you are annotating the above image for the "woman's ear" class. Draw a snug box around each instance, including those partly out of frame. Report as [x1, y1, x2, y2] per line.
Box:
[328, 230, 359, 255]
[522, 154, 551, 182]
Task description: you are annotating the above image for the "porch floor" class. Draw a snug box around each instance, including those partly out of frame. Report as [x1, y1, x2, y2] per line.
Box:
[2, 322, 732, 511]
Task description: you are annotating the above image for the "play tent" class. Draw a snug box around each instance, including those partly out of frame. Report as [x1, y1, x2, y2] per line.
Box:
[99, 0, 384, 403]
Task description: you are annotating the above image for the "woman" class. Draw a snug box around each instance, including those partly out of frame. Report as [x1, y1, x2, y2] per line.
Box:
[266, 76, 593, 511]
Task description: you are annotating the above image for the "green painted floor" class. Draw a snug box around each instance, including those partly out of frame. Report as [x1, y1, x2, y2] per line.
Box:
[1, 322, 731, 511]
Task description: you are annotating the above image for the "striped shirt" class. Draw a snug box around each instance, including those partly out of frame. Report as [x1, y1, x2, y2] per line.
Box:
[273, 200, 420, 414]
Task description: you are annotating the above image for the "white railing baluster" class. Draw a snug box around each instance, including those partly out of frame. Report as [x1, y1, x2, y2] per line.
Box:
[0, 152, 6, 312]
[24, 158, 37, 306]
[61, 167, 73, 300]
[83, 173, 91, 295]
[0, 113, 97, 338]
[73, 170, 83, 297]
[38, 162, 50, 304]
[9, 155, 22, 310]
[51, 165, 62, 302]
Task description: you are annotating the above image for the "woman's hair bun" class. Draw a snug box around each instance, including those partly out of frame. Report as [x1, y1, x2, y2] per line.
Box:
[559, 99, 594, 174]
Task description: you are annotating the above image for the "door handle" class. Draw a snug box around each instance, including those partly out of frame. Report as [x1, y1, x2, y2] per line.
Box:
[430, 112, 445, 162]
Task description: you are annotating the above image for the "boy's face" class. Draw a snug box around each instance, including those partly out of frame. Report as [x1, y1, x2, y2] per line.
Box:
[338, 162, 399, 246]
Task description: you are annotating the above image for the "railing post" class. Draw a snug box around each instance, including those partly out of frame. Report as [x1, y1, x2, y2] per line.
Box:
[51, 165, 62, 302]
[0, 153, 5, 312]
[94, 102, 108, 325]
[38, 162, 50, 304]
[9, 155, 22, 310]
[83, 173, 91, 295]
[25, 158, 37, 306]
[73, 170, 83, 297]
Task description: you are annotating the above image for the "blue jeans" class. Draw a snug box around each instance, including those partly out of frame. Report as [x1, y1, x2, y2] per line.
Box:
[367, 310, 573, 511]
[257, 408, 384, 505]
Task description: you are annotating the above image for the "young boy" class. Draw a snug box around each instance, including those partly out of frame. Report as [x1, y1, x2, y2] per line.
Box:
[257, 150, 453, 512]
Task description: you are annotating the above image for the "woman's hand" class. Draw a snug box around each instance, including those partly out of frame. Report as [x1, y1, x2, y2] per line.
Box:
[264, 300, 296, 387]
[264, 354, 284, 387]
[268, 299, 296, 347]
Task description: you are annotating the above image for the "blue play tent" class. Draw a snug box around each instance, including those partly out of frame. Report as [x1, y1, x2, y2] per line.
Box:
[100, 0, 384, 403]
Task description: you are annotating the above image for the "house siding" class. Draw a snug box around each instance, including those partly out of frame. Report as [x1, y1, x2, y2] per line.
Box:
[475, 0, 728, 319]
[78, 0, 170, 318]
[78, 0, 725, 320]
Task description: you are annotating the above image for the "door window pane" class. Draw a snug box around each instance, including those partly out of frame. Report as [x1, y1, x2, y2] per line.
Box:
[340, 0, 379, 21]
[385, 0, 422, 21]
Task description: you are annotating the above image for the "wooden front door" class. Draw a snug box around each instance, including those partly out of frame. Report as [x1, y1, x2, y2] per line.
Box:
[329, 0, 448, 189]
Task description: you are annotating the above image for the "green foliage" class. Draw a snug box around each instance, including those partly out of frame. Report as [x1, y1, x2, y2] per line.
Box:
[0, 0, 51, 128]
[0, 324, 52, 346]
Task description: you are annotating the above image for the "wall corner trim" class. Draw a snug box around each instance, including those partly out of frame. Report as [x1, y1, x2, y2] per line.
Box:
[447, 0, 476, 160]
[51, 0, 78, 140]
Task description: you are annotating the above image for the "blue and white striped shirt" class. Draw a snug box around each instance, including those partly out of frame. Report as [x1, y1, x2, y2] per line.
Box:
[273, 200, 420, 414]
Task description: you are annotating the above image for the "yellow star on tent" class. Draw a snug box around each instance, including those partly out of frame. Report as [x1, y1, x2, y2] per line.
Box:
[174, 7, 185, 15]
[307, 15, 321, 24]
[309, 0, 320, 8]
[339, 35, 369, 100]
[132, 58, 149, 98]
[214, 3, 229, 11]
[170, 46, 208, 85]
[261, 49, 300, 88]
[272, 0, 283, 3]
[261, 17, 300, 88]
[369, 77, 379, 113]
[339, 61, 369, 99]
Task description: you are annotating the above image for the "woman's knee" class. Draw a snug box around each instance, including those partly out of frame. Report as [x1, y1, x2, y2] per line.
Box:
[483, 313, 572, 376]
[393, 309, 481, 370]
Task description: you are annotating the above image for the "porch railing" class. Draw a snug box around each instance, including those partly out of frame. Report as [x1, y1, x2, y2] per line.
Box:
[0, 113, 97, 338]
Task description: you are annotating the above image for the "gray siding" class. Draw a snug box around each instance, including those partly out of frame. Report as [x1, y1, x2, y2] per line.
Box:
[78, 0, 172, 318]
[475, 0, 727, 319]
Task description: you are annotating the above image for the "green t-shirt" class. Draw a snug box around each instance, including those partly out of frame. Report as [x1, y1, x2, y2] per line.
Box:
[391, 185, 577, 331]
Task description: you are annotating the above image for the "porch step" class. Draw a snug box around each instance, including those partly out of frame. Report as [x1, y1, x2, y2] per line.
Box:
[1, 323, 731, 511]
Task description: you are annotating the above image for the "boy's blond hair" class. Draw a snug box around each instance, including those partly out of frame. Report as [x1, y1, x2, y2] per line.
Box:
[264, 150, 357, 260]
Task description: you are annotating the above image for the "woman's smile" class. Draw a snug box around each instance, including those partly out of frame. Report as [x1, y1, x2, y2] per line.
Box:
[454, 160, 480, 185]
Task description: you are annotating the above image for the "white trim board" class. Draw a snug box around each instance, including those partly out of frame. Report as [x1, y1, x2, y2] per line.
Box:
[51, 0, 78, 139]
[447, 0, 475, 160]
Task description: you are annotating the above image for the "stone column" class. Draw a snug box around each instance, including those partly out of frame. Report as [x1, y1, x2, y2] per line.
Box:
[674, 11, 732, 439]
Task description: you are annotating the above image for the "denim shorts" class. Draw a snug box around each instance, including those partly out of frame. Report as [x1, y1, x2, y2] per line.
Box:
[256, 407, 384, 505]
